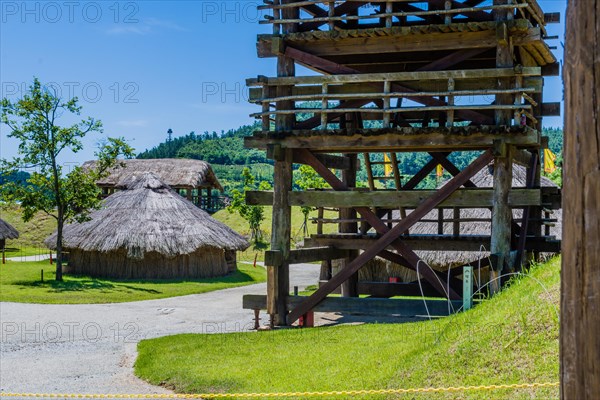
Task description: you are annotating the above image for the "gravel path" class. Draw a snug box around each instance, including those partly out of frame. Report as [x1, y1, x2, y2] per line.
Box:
[0, 263, 321, 395]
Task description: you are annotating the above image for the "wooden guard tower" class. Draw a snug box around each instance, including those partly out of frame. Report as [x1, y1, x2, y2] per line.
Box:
[243, 0, 561, 326]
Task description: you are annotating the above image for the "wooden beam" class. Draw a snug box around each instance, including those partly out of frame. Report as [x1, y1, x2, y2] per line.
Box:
[260, 26, 541, 58]
[244, 126, 541, 153]
[265, 247, 350, 266]
[303, 235, 562, 253]
[248, 67, 541, 87]
[293, 152, 352, 170]
[247, 188, 543, 208]
[243, 294, 462, 317]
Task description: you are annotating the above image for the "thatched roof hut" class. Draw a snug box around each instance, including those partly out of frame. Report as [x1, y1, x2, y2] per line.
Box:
[357, 164, 561, 282]
[83, 159, 225, 212]
[45, 173, 249, 279]
[0, 218, 19, 250]
[83, 158, 223, 191]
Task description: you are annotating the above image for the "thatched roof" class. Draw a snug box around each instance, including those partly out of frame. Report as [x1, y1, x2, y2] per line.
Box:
[390, 163, 562, 268]
[0, 218, 19, 240]
[83, 159, 223, 191]
[45, 173, 248, 258]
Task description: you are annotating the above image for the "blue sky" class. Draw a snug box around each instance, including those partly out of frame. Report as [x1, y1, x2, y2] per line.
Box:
[0, 0, 566, 164]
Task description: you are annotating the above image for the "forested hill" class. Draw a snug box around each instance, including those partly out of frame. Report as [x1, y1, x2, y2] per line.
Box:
[137, 125, 564, 194]
[137, 124, 267, 165]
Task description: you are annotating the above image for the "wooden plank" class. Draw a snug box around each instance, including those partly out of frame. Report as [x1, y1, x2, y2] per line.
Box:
[247, 67, 541, 87]
[561, 1, 600, 395]
[244, 128, 541, 153]
[243, 294, 462, 317]
[247, 188, 543, 208]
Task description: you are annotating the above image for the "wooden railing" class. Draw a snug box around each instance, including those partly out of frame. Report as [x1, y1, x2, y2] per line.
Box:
[257, 0, 553, 34]
[310, 208, 559, 237]
[247, 67, 543, 131]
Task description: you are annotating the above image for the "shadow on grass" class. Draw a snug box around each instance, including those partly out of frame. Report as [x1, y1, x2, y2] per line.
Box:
[11, 267, 258, 294]
[14, 279, 162, 294]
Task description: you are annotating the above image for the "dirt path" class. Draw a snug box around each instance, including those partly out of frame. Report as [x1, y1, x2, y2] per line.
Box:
[0, 263, 320, 395]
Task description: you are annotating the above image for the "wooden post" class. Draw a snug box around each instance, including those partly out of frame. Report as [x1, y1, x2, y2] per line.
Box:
[268, 0, 297, 326]
[490, 143, 513, 294]
[340, 152, 358, 297]
[561, 0, 600, 396]
[489, 0, 515, 294]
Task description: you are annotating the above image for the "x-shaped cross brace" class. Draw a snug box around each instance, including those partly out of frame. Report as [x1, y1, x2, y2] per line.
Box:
[287, 148, 494, 324]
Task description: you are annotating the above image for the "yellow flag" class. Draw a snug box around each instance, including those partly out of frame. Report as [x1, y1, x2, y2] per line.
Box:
[436, 164, 444, 178]
[384, 153, 393, 177]
[544, 148, 557, 173]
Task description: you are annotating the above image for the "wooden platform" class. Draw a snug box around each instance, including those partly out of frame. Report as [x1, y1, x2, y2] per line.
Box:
[243, 294, 463, 318]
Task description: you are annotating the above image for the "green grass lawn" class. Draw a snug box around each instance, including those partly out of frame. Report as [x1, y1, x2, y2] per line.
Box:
[0, 260, 266, 304]
[135, 257, 560, 399]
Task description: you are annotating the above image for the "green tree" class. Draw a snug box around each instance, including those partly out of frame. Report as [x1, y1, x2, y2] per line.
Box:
[294, 165, 328, 236]
[227, 168, 270, 250]
[1, 78, 134, 281]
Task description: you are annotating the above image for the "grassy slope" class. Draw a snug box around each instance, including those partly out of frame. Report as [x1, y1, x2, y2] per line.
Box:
[0, 260, 266, 304]
[135, 257, 560, 399]
[0, 205, 56, 255]
[213, 207, 338, 262]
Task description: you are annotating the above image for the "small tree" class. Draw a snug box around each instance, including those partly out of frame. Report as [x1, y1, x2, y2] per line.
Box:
[227, 168, 270, 250]
[1, 78, 134, 281]
[294, 165, 327, 236]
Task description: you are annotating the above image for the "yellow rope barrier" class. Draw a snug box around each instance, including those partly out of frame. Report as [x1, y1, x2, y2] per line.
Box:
[1, 382, 560, 398]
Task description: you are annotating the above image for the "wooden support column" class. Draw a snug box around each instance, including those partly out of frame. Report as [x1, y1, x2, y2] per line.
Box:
[490, 142, 514, 293]
[561, 0, 600, 396]
[269, 148, 293, 326]
[340, 153, 358, 297]
[268, 0, 297, 326]
[490, 0, 515, 294]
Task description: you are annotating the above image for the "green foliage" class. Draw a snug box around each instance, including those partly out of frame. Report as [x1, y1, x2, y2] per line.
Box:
[227, 168, 271, 250]
[293, 165, 328, 235]
[0, 78, 134, 280]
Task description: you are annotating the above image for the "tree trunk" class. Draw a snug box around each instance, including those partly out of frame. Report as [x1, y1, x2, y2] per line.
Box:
[55, 209, 64, 281]
[561, 0, 600, 397]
